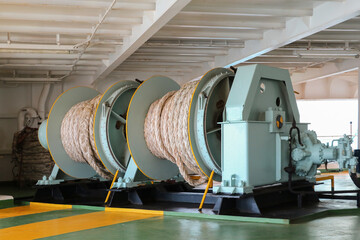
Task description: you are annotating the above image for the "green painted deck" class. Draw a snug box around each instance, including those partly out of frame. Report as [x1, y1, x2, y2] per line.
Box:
[42, 215, 360, 240]
[0, 172, 359, 239]
[0, 203, 358, 240]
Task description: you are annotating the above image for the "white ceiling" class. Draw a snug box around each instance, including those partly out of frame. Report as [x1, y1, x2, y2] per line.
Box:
[0, 0, 360, 87]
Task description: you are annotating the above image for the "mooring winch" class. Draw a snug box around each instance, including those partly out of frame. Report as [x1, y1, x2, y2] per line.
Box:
[37, 80, 145, 185]
[37, 64, 360, 215]
[125, 64, 358, 195]
[126, 68, 235, 185]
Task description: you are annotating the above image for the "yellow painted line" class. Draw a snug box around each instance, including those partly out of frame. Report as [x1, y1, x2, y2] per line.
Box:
[105, 207, 163, 216]
[316, 175, 335, 190]
[29, 202, 72, 209]
[0, 204, 69, 219]
[0, 210, 159, 239]
[104, 169, 119, 204]
[199, 170, 214, 211]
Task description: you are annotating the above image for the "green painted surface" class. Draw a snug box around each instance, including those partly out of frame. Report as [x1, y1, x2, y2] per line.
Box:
[164, 211, 289, 224]
[0, 209, 95, 229]
[291, 207, 360, 223]
[164, 205, 360, 225]
[40, 214, 360, 240]
[2, 173, 360, 239]
[319, 169, 343, 173]
[0, 199, 13, 209]
[0, 202, 30, 211]
[72, 205, 105, 211]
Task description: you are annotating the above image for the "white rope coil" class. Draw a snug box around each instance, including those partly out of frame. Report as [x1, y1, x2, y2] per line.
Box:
[144, 81, 207, 186]
[61, 95, 112, 179]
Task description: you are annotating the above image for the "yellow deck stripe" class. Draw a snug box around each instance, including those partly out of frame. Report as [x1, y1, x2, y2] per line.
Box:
[0, 204, 70, 219]
[105, 207, 163, 216]
[0, 210, 160, 239]
[29, 202, 72, 209]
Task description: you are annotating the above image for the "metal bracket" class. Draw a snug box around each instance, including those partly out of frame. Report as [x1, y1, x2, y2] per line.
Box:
[36, 165, 66, 185]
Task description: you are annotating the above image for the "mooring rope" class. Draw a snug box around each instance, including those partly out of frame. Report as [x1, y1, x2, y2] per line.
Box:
[61, 95, 112, 179]
[144, 81, 207, 186]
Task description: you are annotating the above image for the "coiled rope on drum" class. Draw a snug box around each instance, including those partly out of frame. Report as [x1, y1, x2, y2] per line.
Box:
[60, 95, 112, 179]
[144, 81, 207, 186]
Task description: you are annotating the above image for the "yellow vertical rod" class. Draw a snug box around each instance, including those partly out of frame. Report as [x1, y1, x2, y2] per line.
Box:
[104, 169, 119, 204]
[198, 170, 214, 212]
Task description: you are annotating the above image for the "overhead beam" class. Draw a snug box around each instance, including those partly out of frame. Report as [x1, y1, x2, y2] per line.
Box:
[182, 4, 313, 17]
[0, 53, 108, 60]
[0, 35, 123, 46]
[305, 32, 360, 41]
[144, 39, 244, 48]
[239, 62, 311, 68]
[154, 27, 263, 40]
[112, 69, 188, 75]
[213, 0, 360, 68]
[127, 55, 213, 62]
[0, 24, 131, 36]
[110, 71, 185, 79]
[295, 50, 360, 56]
[0, 43, 75, 51]
[291, 59, 360, 84]
[120, 61, 203, 67]
[246, 57, 332, 63]
[0, 0, 156, 10]
[116, 66, 195, 72]
[0, 70, 95, 76]
[135, 47, 228, 55]
[0, 77, 61, 82]
[0, 64, 98, 71]
[168, 15, 286, 29]
[328, 21, 360, 30]
[91, 0, 191, 86]
[0, 5, 145, 18]
[0, 11, 142, 25]
[0, 59, 102, 66]
[0, 45, 116, 53]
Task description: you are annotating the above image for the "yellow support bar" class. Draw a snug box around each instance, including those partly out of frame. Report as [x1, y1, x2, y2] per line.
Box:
[198, 170, 214, 212]
[104, 169, 119, 205]
[316, 175, 335, 192]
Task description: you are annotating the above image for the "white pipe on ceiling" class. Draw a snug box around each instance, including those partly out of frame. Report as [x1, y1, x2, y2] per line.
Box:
[37, 83, 51, 123]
